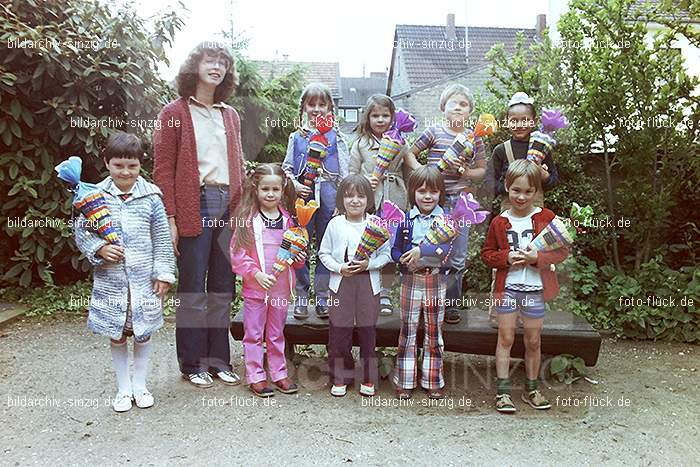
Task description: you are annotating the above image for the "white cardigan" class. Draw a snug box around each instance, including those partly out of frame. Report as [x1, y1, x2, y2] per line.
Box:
[318, 215, 391, 295]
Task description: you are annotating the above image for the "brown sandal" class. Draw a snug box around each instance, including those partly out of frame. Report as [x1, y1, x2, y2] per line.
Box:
[395, 388, 413, 400]
[425, 387, 445, 399]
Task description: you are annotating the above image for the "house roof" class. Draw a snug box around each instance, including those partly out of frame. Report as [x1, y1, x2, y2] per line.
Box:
[338, 74, 388, 107]
[388, 24, 538, 91]
[631, 0, 699, 23]
[254, 60, 342, 98]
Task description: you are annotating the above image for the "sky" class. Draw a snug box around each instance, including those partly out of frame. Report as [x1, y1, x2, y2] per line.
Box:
[127, 0, 550, 79]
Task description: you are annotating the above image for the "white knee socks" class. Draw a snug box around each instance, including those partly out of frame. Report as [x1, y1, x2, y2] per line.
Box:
[132, 339, 153, 392]
[110, 340, 131, 395]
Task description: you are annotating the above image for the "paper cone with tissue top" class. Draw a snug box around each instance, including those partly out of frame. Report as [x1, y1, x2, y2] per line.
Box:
[371, 109, 416, 180]
[436, 129, 475, 173]
[55, 156, 120, 245]
[353, 216, 391, 262]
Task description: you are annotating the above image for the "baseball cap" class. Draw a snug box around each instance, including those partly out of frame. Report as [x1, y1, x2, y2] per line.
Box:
[508, 92, 535, 107]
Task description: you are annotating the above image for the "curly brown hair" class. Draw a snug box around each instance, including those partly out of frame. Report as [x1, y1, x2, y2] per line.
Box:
[176, 41, 237, 102]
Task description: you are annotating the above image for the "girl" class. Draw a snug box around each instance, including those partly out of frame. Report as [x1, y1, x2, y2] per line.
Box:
[349, 94, 408, 316]
[481, 160, 568, 413]
[154, 41, 245, 388]
[74, 132, 176, 412]
[230, 164, 304, 397]
[390, 166, 452, 400]
[282, 83, 350, 320]
[318, 175, 391, 397]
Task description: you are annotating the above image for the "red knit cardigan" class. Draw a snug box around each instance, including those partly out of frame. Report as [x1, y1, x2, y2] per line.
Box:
[153, 97, 245, 237]
[481, 208, 569, 302]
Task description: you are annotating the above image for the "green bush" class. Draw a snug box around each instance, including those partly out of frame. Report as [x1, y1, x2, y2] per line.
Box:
[0, 0, 182, 286]
[555, 256, 699, 342]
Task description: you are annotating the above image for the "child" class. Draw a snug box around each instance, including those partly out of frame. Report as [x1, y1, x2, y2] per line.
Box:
[154, 41, 245, 388]
[481, 159, 569, 413]
[404, 84, 487, 324]
[319, 175, 391, 397]
[391, 166, 452, 400]
[487, 92, 559, 212]
[74, 132, 176, 412]
[230, 164, 303, 397]
[349, 94, 408, 315]
[282, 83, 350, 320]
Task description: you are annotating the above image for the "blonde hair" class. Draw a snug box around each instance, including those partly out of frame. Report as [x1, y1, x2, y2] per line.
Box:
[407, 165, 446, 207]
[439, 83, 474, 112]
[231, 163, 296, 250]
[355, 94, 395, 142]
[298, 82, 334, 129]
[505, 159, 543, 193]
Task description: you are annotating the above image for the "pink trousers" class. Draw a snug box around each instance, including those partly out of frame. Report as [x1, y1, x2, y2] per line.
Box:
[242, 297, 288, 384]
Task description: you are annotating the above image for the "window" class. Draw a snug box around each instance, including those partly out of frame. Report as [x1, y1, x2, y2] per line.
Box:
[345, 109, 358, 122]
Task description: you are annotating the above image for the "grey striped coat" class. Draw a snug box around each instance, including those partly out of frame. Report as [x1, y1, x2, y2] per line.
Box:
[74, 176, 176, 341]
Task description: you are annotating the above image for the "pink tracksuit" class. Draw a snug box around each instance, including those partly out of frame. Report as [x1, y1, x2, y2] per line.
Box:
[230, 210, 303, 384]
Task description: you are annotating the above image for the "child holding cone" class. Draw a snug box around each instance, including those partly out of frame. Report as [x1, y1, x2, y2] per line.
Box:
[70, 132, 176, 412]
[350, 94, 412, 315]
[390, 166, 453, 399]
[319, 175, 391, 397]
[282, 83, 350, 320]
[404, 84, 487, 324]
[481, 160, 569, 413]
[486, 92, 560, 212]
[230, 164, 306, 397]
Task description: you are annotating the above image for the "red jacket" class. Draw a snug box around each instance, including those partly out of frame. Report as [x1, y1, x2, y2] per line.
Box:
[481, 208, 569, 302]
[153, 97, 245, 237]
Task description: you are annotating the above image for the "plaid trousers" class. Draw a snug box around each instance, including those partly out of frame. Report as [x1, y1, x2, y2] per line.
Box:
[393, 271, 446, 390]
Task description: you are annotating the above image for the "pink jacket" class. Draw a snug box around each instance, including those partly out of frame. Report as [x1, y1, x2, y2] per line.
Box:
[230, 209, 304, 300]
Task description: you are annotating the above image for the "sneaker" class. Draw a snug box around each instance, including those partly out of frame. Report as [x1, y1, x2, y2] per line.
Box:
[521, 389, 551, 410]
[444, 308, 461, 324]
[215, 370, 241, 386]
[273, 377, 298, 394]
[425, 387, 445, 399]
[379, 297, 393, 316]
[133, 389, 154, 409]
[330, 384, 347, 397]
[316, 303, 329, 319]
[112, 392, 133, 412]
[293, 305, 309, 320]
[183, 372, 214, 388]
[250, 382, 274, 398]
[360, 383, 375, 397]
[495, 393, 517, 413]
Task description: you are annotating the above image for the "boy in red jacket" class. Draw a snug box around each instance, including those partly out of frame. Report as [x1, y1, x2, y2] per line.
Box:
[481, 159, 568, 413]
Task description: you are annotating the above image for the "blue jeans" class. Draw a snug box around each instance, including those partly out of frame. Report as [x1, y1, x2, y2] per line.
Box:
[175, 186, 235, 374]
[444, 193, 471, 310]
[295, 180, 336, 308]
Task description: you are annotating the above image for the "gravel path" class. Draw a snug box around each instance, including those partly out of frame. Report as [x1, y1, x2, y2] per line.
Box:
[1, 315, 698, 466]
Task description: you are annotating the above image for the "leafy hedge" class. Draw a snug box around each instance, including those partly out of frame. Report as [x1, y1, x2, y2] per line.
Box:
[0, 0, 181, 286]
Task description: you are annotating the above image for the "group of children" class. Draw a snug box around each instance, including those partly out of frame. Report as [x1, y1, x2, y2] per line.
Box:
[75, 59, 565, 413]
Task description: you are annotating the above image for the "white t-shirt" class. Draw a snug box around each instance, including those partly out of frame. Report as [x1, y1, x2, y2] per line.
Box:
[503, 208, 543, 291]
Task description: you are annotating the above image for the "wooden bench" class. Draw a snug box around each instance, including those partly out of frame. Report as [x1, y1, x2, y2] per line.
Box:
[230, 307, 601, 366]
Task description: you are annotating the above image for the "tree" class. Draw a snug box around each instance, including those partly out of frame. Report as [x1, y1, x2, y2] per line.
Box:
[0, 0, 182, 286]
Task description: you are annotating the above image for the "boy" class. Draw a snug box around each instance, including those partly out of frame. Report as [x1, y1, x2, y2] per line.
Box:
[481, 159, 568, 413]
[487, 92, 559, 212]
[404, 83, 487, 324]
[74, 132, 175, 412]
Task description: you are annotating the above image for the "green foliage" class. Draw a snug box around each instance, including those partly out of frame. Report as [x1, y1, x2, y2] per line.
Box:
[555, 255, 699, 342]
[0, 0, 182, 286]
[230, 58, 305, 163]
[549, 353, 587, 384]
[0, 280, 91, 316]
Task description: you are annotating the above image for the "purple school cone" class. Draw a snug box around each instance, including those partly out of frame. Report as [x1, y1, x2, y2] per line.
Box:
[371, 109, 416, 180]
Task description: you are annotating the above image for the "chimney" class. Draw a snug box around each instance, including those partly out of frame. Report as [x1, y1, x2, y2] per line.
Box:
[536, 14, 547, 38]
[446, 13, 456, 41]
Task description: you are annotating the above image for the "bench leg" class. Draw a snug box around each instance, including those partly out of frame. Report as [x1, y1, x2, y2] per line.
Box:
[285, 341, 296, 361]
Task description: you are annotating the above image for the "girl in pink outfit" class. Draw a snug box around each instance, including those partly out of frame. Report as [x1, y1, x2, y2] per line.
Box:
[230, 163, 305, 397]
